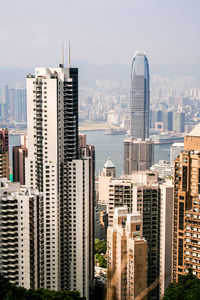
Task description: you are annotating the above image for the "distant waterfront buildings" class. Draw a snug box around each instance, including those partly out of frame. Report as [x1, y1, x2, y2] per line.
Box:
[173, 112, 185, 133]
[1, 85, 27, 125]
[150, 110, 185, 133]
[130, 51, 149, 139]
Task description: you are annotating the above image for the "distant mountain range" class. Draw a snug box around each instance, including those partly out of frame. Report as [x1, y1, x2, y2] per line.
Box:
[0, 61, 200, 87]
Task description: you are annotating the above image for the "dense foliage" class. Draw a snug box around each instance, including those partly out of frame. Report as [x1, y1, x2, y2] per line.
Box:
[0, 274, 85, 300]
[94, 239, 107, 255]
[95, 253, 107, 268]
[162, 269, 200, 300]
[95, 239, 107, 268]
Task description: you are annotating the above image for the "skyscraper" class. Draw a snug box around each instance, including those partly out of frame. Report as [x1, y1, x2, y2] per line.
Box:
[130, 51, 150, 139]
[125, 51, 153, 174]
[25, 64, 94, 297]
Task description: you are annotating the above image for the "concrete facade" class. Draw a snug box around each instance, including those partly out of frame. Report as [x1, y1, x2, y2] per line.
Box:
[159, 181, 173, 298]
[107, 207, 147, 300]
[124, 137, 154, 174]
[25, 66, 94, 298]
[173, 126, 200, 282]
[0, 179, 41, 289]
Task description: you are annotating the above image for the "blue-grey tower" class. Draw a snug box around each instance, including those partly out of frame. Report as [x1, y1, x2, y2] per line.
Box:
[130, 51, 150, 139]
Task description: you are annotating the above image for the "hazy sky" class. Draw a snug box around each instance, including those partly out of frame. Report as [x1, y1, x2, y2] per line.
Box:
[0, 0, 200, 68]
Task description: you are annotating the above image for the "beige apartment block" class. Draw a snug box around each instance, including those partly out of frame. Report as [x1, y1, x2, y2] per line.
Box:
[173, 124, 200, 282]
[107, 207, 147, 300]
[101, 171, 160, 299]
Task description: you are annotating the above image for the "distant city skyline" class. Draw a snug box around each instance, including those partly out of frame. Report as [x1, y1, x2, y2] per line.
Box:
[0, 0, 200, 68]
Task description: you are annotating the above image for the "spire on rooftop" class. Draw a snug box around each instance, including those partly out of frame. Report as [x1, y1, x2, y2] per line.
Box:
[104, 157, 115, 168]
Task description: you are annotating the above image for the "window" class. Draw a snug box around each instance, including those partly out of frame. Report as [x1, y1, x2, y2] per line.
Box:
[182, 166, 187, 191]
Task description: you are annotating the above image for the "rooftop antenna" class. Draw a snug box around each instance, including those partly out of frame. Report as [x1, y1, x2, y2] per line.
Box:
[68, 41, 71, 69]
[62, 41, 64, 67]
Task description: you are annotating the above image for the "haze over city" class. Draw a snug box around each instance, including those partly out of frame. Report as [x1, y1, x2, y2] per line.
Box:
[0, 0, 200, 68]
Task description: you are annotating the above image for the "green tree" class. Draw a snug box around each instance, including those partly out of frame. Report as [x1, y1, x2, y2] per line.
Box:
[162, 269, 200, 300]
[95, 240, 107, 255]
[0, 274, 85, 300]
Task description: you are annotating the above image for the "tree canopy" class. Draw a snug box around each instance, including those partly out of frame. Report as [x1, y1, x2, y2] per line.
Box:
[0, 274, 85, 300]
[162, 269, 200, 300]
[95, 239, 107, 255]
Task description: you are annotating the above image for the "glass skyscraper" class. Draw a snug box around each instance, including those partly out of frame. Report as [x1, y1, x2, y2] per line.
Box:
[130, 51, 150, 139]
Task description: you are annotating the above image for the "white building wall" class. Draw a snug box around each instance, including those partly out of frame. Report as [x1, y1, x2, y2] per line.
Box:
[25, 67, 92, 296]
[26, 69, 60, 290]
[69, 159, 90, 299]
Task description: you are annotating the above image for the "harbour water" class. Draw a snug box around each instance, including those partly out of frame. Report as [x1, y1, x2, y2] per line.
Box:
[82, 131, 172, 176]
[9, 131, 172, 177]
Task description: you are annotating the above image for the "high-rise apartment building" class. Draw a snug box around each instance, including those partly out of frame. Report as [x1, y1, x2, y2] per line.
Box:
[78, 134, 95, 286]
[159, 180, 173, 298]
[130, 51, 149, 139]
[13, 135, 28, 184]
[132, 173, 160, 300]
[173, 124, 200, 282]
[0, 128, 9, 179]
[25, 65, 94, 298]
[0, 178, 41, 289]
[100, 170, 160, 299]
[124, 137, 154, 174]
[107, 207, 147, 300]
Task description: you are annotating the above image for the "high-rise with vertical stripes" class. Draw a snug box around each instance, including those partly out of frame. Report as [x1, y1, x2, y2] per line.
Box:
[130, 51, 150, 139]
[25, 64, 94, 298]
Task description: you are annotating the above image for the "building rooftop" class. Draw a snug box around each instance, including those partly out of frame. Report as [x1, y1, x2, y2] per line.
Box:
[172, 142, 184, 147]
[104, 157, 115, 168]
[188, 123, 200, 137]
